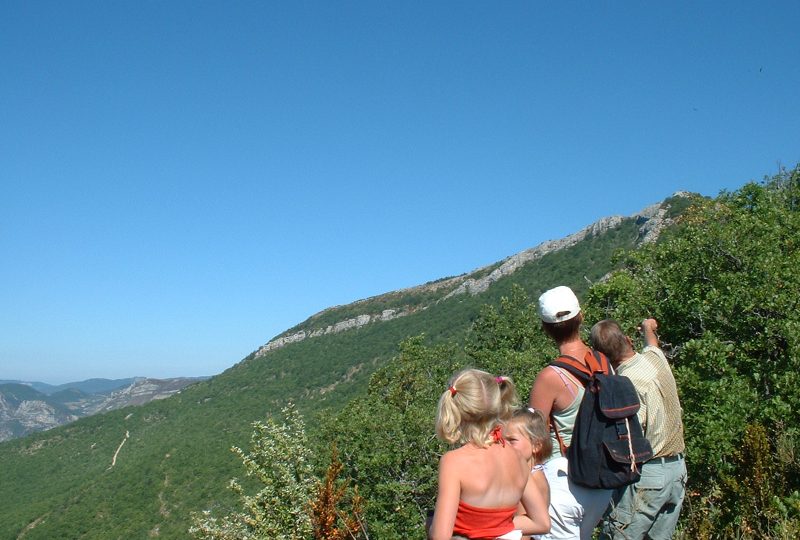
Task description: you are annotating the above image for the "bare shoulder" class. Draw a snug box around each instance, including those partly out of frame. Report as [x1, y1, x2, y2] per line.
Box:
[531, 365, 560, 388]
[441, 444, 481, 470]
[440, 447, 463, 467]
[529, 366, 561, 407]
[438, 448, 467, 488]
[532, 469, 550, 498]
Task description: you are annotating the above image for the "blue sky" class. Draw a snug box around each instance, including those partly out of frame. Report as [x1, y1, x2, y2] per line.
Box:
[2, 2, 798, 384]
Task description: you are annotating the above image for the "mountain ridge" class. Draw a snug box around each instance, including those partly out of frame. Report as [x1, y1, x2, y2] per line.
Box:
[0, 377, 206, 442]
[0, 191, 700, 539]
[0, 378, 138, 395]
[257, 192, 691, 356]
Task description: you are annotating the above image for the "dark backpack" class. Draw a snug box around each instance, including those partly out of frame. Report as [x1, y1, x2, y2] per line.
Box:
[550, 350, 653, 489]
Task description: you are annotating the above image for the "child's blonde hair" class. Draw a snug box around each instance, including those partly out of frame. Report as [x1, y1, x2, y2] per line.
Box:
[506, 407, 553, 463]
[435, 368, 519, 447]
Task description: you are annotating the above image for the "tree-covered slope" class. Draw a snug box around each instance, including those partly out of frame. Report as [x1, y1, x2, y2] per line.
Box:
[324, 167, 800, 539]
[585, 168, 800, 538]
[0, 195, 691, 539]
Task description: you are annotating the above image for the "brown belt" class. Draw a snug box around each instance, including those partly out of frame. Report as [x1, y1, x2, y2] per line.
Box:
[648, 452, 684, 464]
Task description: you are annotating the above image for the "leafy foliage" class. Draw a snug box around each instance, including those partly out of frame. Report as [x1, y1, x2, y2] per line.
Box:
[190, 404, 315, 540]
[586, 166, 800, 537]
[464, 284, 553, 393]
[328, 286, 559, 538]
[189, 169, 800, 539]
[309, 444, 365, 540]
[325, 337, 462, 538]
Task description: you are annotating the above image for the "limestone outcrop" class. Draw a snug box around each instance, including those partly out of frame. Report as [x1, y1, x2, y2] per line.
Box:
[255, 193, 691, 355]
[0, 377, 203, 442]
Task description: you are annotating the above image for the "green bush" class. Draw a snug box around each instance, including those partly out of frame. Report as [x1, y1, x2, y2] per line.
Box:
[190, 404, 315, 540]
[587, 166, 800, 538]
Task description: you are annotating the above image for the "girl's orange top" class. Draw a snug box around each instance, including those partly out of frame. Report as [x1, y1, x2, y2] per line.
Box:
[453, 499, 517, 538]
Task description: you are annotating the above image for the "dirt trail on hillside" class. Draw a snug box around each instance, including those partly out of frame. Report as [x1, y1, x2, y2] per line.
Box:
[108, 430, 130, 469]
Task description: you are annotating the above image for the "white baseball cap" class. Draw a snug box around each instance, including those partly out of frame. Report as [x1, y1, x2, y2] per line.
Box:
[538, 286, 581, 323]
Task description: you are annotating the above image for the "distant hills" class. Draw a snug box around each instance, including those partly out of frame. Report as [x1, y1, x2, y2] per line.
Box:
[0, 377, 139, 396]
[0, 193, 696, 539]
[0, 377, 206, 442]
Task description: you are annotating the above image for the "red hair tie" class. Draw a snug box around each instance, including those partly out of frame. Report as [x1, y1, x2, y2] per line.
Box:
[495, 376, 505, 384]
[449, 385, 457, 396]
[491, 425, 506, 446]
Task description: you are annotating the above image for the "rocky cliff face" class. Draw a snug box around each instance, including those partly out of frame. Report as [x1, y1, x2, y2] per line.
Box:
[0, 377, 203, 442]
[0, 391, 77, 442]
[84, 377, 199, 414]
[255, 308, 410, 356]
[255, 193, 692, 357]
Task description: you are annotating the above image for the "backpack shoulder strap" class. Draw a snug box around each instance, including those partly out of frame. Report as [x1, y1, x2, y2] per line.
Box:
[550, 349, 611, 381]
[587, 349, 611, 375]
[552, 418, 568, 457]
[550, 354, 591, 383]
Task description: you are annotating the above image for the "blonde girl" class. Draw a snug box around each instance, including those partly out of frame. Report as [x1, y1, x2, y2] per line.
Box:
[504, 408, 553, 540]
[429, 369, 550, 540]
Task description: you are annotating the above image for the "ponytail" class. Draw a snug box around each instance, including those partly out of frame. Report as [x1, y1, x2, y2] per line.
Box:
[495, 375, 519, 420]
[436, 384, 463, 444]
[435, 369, 519, 446]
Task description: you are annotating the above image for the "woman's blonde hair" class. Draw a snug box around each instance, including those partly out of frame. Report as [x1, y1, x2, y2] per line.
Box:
[506, 407, 553, 463]
[435, 368, 519, 447]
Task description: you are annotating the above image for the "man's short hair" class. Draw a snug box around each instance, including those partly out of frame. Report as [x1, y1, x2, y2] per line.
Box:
[590, 319, 629, 363]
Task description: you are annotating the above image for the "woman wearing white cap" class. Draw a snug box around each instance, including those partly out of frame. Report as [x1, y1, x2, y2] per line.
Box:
[528, 286, 612, 540]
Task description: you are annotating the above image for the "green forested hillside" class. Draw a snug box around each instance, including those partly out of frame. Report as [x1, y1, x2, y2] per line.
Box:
[0, 197, 679, 538]
[585, 168, 800, 538]
[186, 168, 799, 540]
[322, 167, 800, 539]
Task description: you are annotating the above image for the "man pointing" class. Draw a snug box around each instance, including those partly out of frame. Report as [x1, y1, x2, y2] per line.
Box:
[590, 318, 687, 540]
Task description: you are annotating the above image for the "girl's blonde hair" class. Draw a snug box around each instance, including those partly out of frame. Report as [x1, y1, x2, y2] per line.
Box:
[506, 407, 553, 463]
[435, 368, 519, 447]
